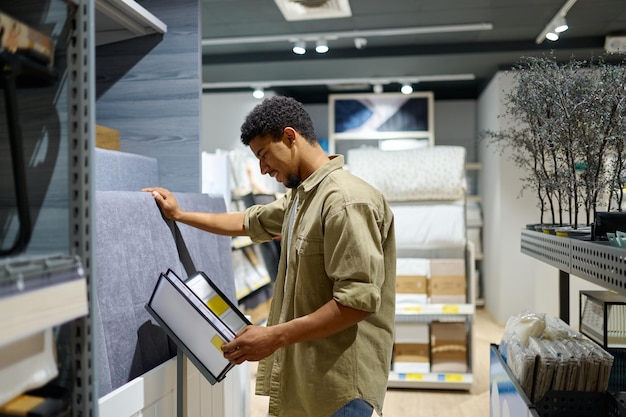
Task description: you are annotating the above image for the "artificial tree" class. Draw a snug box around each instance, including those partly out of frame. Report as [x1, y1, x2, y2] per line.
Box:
[483, 53, 626, 228]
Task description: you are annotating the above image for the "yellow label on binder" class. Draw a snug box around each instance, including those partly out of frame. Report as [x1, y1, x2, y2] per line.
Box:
[445, 374, 464, 382]
[207, 294, 229, 316]
[405, 373, 424, 381]
[442, 305, 460, 314]
[211, 334, 226, 351]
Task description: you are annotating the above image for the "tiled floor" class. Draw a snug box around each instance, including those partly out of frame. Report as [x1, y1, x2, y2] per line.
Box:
[247, 307, 504, 417]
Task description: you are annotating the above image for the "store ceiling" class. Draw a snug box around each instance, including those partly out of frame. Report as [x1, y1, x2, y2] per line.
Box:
[200, 0, 626, 103]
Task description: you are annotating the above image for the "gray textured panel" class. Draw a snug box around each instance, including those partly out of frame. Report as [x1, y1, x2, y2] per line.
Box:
[95, 148, 160, 191]
[94, 191, 234, 396]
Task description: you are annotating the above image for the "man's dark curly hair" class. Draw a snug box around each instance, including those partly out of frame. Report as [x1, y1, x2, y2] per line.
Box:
[240, 96, 317, 146]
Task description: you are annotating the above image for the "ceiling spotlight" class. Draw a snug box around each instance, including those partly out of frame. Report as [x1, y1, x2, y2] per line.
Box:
[315, 39, 329, 54]
[535, 0, 577, 44]
[293, 40, 306, 55]
[545, 32, 559, 41]
[252, 87, 265, 99]
[354, 37, 367, 50]
[553, 15, 568, 33]
[400, 83, 413, 94]
[373, 84, 383, 94]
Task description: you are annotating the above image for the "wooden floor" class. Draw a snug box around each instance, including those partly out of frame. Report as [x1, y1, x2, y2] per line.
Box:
[248, 307, 505, 417]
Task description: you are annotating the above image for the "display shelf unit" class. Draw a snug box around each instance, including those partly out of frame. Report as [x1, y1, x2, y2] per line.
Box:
[520, 229, 626, 323]
[230, 198, 273, 303]
[492, 229, 626, 416]
[466, 162, 484, 306]
[389, 243, 476, 391]
[231, 242, 271, 301]
[389, 303, 474, 390]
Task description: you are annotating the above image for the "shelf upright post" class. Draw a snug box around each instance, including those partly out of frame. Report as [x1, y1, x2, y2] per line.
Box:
[67, 0, 97, 415]
[559, 269, 570, 323]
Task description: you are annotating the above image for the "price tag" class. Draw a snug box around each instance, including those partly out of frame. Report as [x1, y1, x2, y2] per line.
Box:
[442, 304, 460, 314]
[445, 374, 464, 382]
[403, 305, 423, 314]
[405, 373, 424, 381]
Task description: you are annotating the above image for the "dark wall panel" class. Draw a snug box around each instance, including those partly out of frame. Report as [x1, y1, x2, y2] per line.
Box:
[0, 1, 70, 256]
[96, 0, 201, 193]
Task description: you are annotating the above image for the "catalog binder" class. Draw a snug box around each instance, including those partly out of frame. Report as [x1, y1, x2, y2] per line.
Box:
[145, 269, 250, 384]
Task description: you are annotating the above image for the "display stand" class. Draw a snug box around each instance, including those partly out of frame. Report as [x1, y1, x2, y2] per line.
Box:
[494, 230, 626, 417]
[520, 229, 626, 323]
[490, 344, 625, 417]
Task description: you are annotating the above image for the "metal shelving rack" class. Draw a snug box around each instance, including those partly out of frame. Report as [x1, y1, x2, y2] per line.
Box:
[521, 229, 626, 323]
[67, 1, 96, 415]
[501, 229, 626, 416]
[0, 1, 95, 415]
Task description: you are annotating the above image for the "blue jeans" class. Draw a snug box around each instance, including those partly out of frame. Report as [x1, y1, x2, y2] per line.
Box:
[330, 399, 374, 417]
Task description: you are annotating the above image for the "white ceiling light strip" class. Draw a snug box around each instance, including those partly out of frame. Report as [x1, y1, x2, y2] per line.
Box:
[201, 23, 493, 47]
[201, 73, 476, 90]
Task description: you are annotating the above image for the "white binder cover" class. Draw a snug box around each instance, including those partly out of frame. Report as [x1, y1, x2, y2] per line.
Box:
[146, 269, 250, 384]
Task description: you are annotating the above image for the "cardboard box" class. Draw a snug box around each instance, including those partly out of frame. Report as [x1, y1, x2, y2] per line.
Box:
[397, 258, 429, 276]
[429, 258, 466, 304]
[396, 275, 427, 294]
[429, 258, 465, 277]
[392, 343, 430, 373]
[395, 322, 429, 344]
[430, 321, 467, 373]
[96, 125, 121, 150]
[396, 258, 429, 305]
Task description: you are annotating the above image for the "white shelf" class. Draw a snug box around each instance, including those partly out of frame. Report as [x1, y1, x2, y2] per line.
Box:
[96, 0, 167, 46]
[388, 371, 473, 390]
[396, 303, 474, 316]
[0, 278, 88, 348]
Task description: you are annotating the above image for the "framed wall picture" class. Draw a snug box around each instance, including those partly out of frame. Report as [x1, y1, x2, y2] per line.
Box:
[328, 92, 434, 157]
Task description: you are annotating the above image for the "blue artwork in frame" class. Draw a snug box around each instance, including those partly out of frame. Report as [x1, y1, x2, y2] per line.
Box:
[333, 95, 429, 134]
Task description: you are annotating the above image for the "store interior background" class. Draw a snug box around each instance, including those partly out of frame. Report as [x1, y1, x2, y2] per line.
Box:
[90, 0, 625, 413]
[96, 0, 624, 330]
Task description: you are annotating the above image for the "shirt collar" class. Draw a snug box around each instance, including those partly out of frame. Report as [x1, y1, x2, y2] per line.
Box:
[298, 154, 344, 194]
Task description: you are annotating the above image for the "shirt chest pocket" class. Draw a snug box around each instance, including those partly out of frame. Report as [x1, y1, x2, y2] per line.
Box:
[294, 235, 323, 256]
[293, 236, 328, 294]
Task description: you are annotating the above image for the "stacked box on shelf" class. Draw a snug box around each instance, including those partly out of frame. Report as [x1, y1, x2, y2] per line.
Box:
[429, 258, 466, 304]
[396, 258, 429, 310]
[392, 322, 430, 373]
[430, 321, 468, 373]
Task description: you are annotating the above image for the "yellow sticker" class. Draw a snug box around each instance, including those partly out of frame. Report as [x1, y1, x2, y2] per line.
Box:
[403, 305, 422, 314]
[211, 334, 225, 351]
[405, 373, 424, 381]
[207, 295, 229, 316]
[442, 305, 460, 314]
[445, 374, 464, 382]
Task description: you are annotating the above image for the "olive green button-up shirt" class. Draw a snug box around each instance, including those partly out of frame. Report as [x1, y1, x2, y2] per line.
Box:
[244, 155, 396, 417]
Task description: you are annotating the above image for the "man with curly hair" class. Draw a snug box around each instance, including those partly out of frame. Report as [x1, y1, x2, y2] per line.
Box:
[144, 96, 396, 417]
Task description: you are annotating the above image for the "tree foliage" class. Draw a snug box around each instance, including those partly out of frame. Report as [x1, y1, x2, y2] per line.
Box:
[482, 53, 626, 226]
